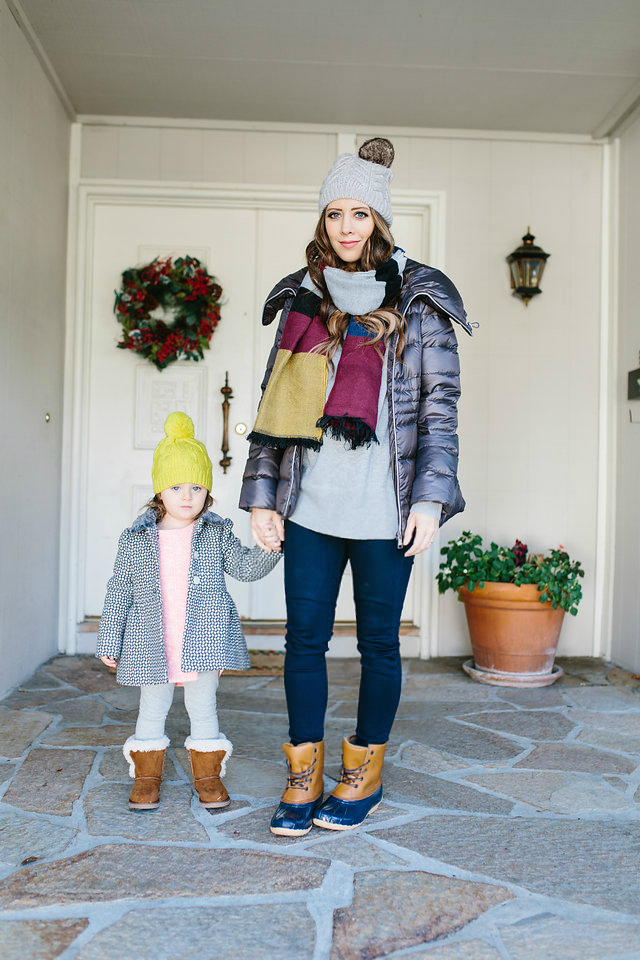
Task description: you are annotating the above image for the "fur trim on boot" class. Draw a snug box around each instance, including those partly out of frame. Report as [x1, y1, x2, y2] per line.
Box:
[123, 735, 170, 779]
[184, 736, 232, 777]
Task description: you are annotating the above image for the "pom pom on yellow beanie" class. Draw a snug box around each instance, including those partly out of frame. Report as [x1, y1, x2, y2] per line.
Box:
[152, 412, 213, 494]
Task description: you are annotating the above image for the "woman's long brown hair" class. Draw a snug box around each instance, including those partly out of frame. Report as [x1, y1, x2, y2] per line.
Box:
[305, 209, 407, 365]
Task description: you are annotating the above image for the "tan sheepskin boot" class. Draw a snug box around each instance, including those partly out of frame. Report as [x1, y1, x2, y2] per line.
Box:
[185, 736, 233, 809]
[123, 735, 169, 810]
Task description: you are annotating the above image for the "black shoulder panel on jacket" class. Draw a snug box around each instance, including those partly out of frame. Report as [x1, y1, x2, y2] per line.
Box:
[261, 267, 307, 326]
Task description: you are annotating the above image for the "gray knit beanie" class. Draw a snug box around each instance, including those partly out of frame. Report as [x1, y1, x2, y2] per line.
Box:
[318, 138, 395, 226]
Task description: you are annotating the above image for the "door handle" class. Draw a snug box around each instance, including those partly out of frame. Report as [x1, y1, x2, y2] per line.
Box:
[220, 371, 233, 474]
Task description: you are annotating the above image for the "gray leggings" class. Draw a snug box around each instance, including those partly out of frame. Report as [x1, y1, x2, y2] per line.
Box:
[135, 671, 219, 741]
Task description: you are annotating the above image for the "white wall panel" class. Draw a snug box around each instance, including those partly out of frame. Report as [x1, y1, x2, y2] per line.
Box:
[612, 117, 640, 673]
[0, 3, 70, 694]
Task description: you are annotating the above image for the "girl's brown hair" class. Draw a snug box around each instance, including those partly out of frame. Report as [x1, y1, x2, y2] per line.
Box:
[305, 208, 407, 365]
[144, 491, 213, 522]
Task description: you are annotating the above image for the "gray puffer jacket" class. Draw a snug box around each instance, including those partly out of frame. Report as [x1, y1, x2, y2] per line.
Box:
[239, 259, 472, 540]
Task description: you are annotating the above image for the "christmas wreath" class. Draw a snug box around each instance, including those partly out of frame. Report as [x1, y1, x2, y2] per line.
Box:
[114, 256, 222, 370]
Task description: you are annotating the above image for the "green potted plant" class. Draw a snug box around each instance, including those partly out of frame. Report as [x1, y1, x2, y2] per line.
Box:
[437, 532, 584, 687]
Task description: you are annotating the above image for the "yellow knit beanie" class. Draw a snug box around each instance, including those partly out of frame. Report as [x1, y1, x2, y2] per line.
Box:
[152, 412, 213, 494]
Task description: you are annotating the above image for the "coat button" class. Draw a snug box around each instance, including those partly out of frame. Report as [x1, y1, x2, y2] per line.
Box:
[192, 575, 200, 585]
[193, 551, 199, 558]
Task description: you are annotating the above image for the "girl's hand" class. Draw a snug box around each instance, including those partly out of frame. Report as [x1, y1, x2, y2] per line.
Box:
[99, 656, 118, 669]
[403, 513, 439, 557]
[250, 508, 285, 553]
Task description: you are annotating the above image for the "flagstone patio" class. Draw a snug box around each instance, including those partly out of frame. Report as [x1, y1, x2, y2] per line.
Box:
[1, 655, 639, 959]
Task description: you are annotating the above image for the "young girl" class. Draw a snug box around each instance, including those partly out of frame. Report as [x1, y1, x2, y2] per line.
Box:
[97, 411, 280, 811]
[240, 138, 471, 836]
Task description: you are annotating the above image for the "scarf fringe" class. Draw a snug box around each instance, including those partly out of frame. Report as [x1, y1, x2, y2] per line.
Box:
[316, 415, 379, 449]
[247, 430, 322, 451]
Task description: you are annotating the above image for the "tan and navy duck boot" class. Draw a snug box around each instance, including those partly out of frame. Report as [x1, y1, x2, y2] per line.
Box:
[313, 736, 385, 830]
[270, 741, 324, 837]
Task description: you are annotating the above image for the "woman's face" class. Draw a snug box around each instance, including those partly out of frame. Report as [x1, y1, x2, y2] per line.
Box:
[324, 199, 375, 264]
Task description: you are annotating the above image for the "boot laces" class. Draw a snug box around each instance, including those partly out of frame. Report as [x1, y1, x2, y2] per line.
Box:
[339, 757, 370, 787]
[286, 757, 317, 792]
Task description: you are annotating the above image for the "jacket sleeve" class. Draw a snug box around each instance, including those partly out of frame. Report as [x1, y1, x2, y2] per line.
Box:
[95, 531, 133, 660]
[238, 307, 289, 513]
[221, 520, 281, 582]
[410, 300, 462, 521]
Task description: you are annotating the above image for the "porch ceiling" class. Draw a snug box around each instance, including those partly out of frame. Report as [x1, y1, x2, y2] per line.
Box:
[14, 0, 640, 135]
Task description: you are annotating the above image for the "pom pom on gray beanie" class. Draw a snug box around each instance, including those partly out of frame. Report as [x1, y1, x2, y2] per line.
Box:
[318, 138, 395, 226]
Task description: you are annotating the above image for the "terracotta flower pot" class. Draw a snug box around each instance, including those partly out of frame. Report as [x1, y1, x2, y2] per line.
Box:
[460, 582, 565, 687]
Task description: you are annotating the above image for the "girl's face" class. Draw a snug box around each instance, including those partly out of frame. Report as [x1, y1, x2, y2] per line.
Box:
[324, 199, 375, 264]
[159, 483, 208, 527]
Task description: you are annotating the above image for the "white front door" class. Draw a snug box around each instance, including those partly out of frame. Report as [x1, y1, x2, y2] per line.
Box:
[76, 190, 431, 644]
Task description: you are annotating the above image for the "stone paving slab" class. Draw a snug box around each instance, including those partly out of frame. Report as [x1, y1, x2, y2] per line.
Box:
[569, 709, 640, 736]
[464, 771, 638, 814]
[41, 656, 119, 693]
[3, 748, 95, 816]
[461, 710, 575, 741]
[0, 760, 16, 786]
[563, 686, 640, 711]
[577, 727, 640, 756]
[514, 742, 637, 774]
[0, 809, 77, 867]
[390, 717, 525, 762]
[497, 915, 640, 959]
[43, 724, 137, 747]
[405, 942, 503, 960]
[405, 657, 470, 675]
[384, 763, 514, 814]
[84, 782, 211, 841]
[0, 844, 330, 907]
[19, 667, 69, 690]
[330, 870, 513, 960]
[98, 687, 141, 711]
[53, 697, 108, 726]
[401, 675, 496, 701]
[399, 742, 468, 774]
[303, 834, 408, 868]
[216, 693, 290, 715]
[374, 816, 640, 913]
[0, 708, 55, 758]
[1, 918, 89, 960]
[75, 904, 315, 960]
[495, 686, 567, 707]
[1, 687, 84, 709]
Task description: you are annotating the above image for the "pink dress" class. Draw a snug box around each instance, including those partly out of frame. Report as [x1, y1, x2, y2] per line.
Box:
[158, 523, 197, 684]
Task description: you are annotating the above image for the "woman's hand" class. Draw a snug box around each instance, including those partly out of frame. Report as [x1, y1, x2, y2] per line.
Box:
[251, 508, 285, 553]
[99, 656, 118, 669]
[403, 513, 439, 557]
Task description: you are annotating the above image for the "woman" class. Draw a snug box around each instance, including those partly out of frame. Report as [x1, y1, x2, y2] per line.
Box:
[240, 138, 472, 836]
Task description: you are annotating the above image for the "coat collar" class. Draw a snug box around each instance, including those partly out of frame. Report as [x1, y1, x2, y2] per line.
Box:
[261, 260, 472, 336]
[128, 509, 225, 533]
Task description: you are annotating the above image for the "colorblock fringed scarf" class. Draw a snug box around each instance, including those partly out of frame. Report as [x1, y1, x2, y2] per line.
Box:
[248, 248, 406, 451]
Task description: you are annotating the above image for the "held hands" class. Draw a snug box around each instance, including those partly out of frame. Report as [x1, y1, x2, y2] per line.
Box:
[251, 508, 285, 553]
[99, 656, 118, 669]
[403, 512, 439, 557]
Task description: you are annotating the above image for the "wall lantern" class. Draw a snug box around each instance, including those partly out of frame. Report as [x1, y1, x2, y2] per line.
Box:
[506, 229, 550, 306]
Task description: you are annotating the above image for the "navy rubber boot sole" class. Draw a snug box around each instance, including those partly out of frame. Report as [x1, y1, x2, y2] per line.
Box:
[270, 795, 324, 837]
[312, 785, 383, 831]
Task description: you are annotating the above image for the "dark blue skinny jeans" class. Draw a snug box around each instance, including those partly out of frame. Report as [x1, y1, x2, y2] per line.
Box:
[283, 520, 414, 746]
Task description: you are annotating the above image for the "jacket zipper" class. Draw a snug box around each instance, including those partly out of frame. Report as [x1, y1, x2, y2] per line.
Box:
[390, 343, 403, 547]
[283, 445, 300, 516]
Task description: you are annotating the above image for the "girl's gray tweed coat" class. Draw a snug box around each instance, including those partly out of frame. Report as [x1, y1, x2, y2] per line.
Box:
[96, 509, 280, 685]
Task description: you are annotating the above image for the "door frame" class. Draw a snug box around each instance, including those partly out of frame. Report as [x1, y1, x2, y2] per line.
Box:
[59, 175, 446, 657]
